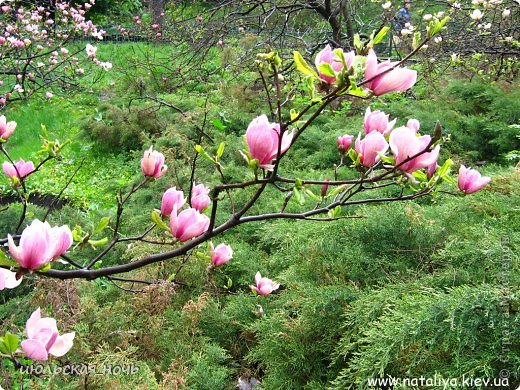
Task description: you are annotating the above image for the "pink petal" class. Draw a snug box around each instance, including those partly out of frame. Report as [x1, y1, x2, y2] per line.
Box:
[21, 339, 49, 361]
[48, 332, 75, 357]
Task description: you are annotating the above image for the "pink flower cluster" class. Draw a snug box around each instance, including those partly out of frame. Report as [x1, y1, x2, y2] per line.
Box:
[313, 45, 416, 96]
[335, 107, 489, 194]
[159, 184, 212, 242]
[0, 1, 106, 103]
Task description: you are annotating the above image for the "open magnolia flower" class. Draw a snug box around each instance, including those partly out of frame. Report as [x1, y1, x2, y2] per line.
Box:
[21, 308, 75, 361]
[246, 115, 294, 171]
[458, 165, 491, 194]
[250, 272, 279, 296]
[210, 242, 233, 267]
[2, 159, 35, 180]
[0, 115, 16, 141]
[364, 107, 396, 136]
[8, 219, 73, 270]
[314, 44, 355, 84]
[161, 187, 186, 216]
[355, 131, 389, 167]
[170, 206, 210, 242]
[389, 126, 440, 174]
[141, 146, 168, 178]
[364, 50, 417, 96]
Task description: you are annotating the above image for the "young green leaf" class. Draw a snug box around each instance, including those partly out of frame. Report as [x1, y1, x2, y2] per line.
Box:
[216, 142, 225, 160]
[293, 51, 318, 77]
[94, 217, 110, 235]
[151, 210, 170, 232]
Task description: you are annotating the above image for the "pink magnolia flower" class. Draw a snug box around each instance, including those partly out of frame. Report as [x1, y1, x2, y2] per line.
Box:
[389, 126, 440, 173]
[315, 44, 355, 84]
[161, 187, 186, 216]
[170, 206, 210, 242]
[3, 159, 35, 179]
[337, 134, 354, 152]
[8, 219, 73, 270]
[191, 183, 211, 212]
[355, 132, 389, 167]
[458, 165, 491, 194]
[0, 268, 23, 290]
[45, 92, 53, 99]
[250, 272, 279, 296]
[246, 115, 294, 170]
[21, 308, 75, 361]
[364, 107, 396, 135]
[0, 115, 16, 140]
[141, 146, 167, 178]
[210, 242, 233, 267]
[364, 50, 417, 96]
[406, 118, 420, 133]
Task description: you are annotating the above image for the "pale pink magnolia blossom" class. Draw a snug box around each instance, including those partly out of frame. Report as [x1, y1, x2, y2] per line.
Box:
[0, 115, 16, 140]
[161, 187, 186, 216]
[250, 272, 279, 296]
[191, 183, 211, 212]
[0, 268, 23, 290]
[141, 146, 167, 178]
[458, 165, 490, 194]
[364, 50, 417, 96]
[355, 132, 389, 167]
[210, 242, 233, 267]
[8, 219, 73, 270]
[170, 206, 210, 242]
[21, 308, 75, 361]
[406, 118, 420, 133]
[246, 115, 294, 170]
[315, 44, 355, 84]
[337, 134, 354, 152]
[389, 126, 440, 173]
[85, 43, 97, 58]
[2, 159, 35, 179]
[364, 107, 396, 135]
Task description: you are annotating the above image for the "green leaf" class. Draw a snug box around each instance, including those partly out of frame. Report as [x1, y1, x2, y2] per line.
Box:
[412, 32, 422, 50]
[0, 252, 17, 268]
[373, 27, 390, 45]
[195, 145, 215, 163]
[88, 237, 109, 248]
[328, 184, 347, 198]
[151, 210, 170, 232]
[212, 119, 226, 132]
[94, 217, 110, 235]
[38, 263, 52, 273]
[304, 189, 318, 200]
[216, 142, 225, 160]
[293, 187, 305, 205]
[428, 16, 450, 38]
[318, 62, 336, 78]
[437, 158, 453, 178]
[348, 148, 359, 163]
[293, 51, 318, 77]
[0, 340, 9, 355]
[379, 153, 394, 165]
[327, 206, 342, 218]
[3, 333, 19, 354]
